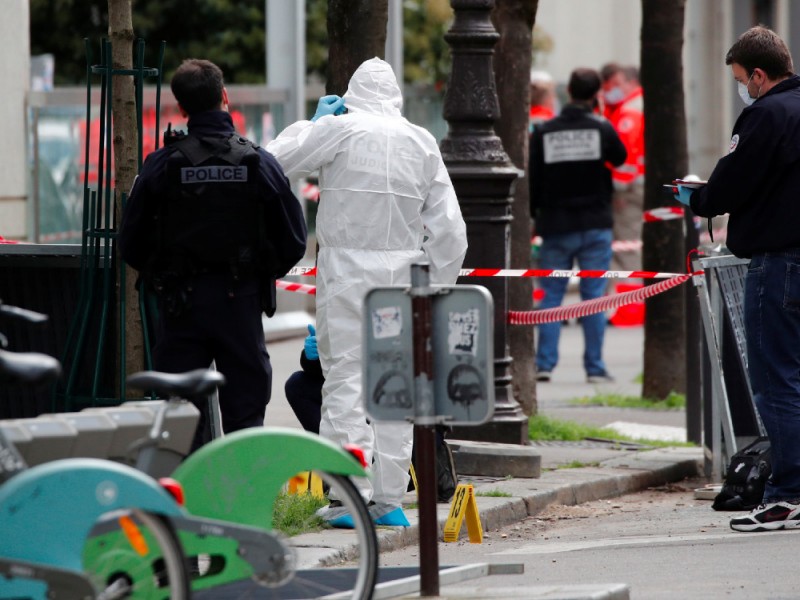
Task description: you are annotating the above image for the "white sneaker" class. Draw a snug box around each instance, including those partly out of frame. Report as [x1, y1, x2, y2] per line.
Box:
[730, 501, 800, 532]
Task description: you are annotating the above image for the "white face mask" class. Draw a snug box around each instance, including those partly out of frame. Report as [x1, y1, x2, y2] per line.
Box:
[738, 72, 760, 106]
[604, 86, 625, 105]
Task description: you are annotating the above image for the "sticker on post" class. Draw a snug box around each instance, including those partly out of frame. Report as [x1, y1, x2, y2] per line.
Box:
[447, 363, 486, 413]
[372, 370, 413, 409]
[448, 308, 480, 356]
[372, 306, 402, 339]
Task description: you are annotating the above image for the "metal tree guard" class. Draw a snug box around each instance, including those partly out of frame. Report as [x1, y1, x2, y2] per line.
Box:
[57, 38, 164, 410]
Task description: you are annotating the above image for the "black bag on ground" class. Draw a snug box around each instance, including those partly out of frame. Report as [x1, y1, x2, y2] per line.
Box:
[712, 436, 771, 511]
[435, 438, 458, 503]
[409, 428, 458, 503]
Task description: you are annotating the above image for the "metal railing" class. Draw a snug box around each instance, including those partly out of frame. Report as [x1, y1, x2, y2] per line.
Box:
[692, 252, 764, 480]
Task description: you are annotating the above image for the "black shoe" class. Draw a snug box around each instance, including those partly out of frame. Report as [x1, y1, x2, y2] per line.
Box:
[586, 372, 614, 384]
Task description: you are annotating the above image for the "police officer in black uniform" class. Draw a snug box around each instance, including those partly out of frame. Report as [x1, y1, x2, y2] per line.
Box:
[119, 58, 307, 450]
[529, 67, 627, 384]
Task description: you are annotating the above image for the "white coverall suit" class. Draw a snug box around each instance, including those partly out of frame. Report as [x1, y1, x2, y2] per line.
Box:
[267, 58, 468, 509]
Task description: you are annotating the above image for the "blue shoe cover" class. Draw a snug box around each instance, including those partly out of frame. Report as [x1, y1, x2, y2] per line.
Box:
[373, 507, 410, 527]
[327, 513, 355, 529]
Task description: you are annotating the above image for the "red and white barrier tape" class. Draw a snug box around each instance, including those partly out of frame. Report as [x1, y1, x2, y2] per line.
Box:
[278, 272, 698, 327]
[276, 279, 316, 295]
[459, 268, 685, 278]
[287, 266, 318, 276]
[285, 266, 685, 279]
[508, 273, 694, 325]
[643, 207, 685, 222]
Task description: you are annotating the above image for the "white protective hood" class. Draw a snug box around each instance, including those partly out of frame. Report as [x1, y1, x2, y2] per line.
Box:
[342, 57, 403, 117]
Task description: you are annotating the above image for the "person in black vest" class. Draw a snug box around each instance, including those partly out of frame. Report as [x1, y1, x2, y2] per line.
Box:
[529, 67, 627, 385]
[119, 58, 307, 451]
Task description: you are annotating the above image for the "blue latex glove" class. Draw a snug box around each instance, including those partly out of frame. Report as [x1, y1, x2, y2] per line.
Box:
[304, 324, 319, 360]
[311, 95, 346, 122]
[674, 185, 695, 206]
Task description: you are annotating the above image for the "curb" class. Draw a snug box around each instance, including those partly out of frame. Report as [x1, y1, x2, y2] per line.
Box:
[305, 446, 702, 566]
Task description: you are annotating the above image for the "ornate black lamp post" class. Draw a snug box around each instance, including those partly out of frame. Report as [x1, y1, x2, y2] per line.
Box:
[441, 0, 528, 444]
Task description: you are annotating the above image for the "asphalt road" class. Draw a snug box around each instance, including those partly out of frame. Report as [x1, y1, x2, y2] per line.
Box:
[371, 477, 799, 599]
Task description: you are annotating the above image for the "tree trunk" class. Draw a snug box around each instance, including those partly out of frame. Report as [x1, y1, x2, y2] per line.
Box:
[108, 0, 143, 389]
[640, 0, 688, 399]
[491, 0, 538, 416]
[326, 0, 389, 95]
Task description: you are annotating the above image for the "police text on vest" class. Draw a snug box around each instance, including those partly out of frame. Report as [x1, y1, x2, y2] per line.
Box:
[181, 166, 248, 183]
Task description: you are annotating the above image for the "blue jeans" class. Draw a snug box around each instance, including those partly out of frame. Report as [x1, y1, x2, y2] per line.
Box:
[745, 251, 800, 503]
[536, 229, 612, 376]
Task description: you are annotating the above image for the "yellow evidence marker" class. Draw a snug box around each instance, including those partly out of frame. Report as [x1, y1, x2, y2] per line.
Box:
[288, 470, 325, 498]
[443, 483, 483, 543]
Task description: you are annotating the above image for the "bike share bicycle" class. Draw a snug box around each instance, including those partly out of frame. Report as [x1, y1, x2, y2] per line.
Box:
[0, 302, 191, 599]
[0, 301, 379, 599]
[125, 370, 379, 599]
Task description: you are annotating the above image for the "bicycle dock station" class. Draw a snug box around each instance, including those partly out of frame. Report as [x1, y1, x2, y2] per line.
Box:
[2, 39, 384, 599]
[0, 399, 199, 478]
[691, 253, 764, 481]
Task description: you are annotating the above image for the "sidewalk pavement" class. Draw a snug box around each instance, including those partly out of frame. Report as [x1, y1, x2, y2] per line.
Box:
[264, 317, 702, 599]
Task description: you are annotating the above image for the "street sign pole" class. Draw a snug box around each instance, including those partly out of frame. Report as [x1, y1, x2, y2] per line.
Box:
[410, 263, 439, 597]
[364, 263, 494, 597]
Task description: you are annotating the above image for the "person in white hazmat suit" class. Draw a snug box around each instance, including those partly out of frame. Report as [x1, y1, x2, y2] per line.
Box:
[267, 57, 467, 527]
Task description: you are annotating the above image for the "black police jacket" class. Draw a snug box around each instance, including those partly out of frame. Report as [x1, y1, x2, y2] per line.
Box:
[529, 103, 627, 236]
[119, 111, 307, 279]
[690, 75, 800, 258]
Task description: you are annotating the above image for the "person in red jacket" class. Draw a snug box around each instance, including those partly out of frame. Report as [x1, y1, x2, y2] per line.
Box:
[601, 63, 644, 272]
[529, 70, 557, 132]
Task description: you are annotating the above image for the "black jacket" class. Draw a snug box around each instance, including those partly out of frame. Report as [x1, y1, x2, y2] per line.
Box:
[529, 103, 627, 236]
[119, 111, 307, 278]
[690, 75, 800, 258]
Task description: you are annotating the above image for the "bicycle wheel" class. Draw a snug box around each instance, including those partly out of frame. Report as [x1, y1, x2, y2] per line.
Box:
[284, 472, 378, 600]
[192, 471, 378, 600]
[83, 508, 190, 600]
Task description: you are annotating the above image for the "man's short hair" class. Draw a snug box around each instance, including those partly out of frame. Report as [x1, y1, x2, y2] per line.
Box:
[623, 65, 640, 84]
[725, 25, 794, 79]
[568, 68, 601, 102]
[171, 59, 225, 116]
[600, 62, 623, 83]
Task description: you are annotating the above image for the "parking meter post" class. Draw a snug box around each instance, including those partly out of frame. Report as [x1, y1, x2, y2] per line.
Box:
[410, 262, 440, 597]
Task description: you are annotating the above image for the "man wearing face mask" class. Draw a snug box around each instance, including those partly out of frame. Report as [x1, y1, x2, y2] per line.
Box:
[676, 26, 800, 533]
[600, 63, 644, 273]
